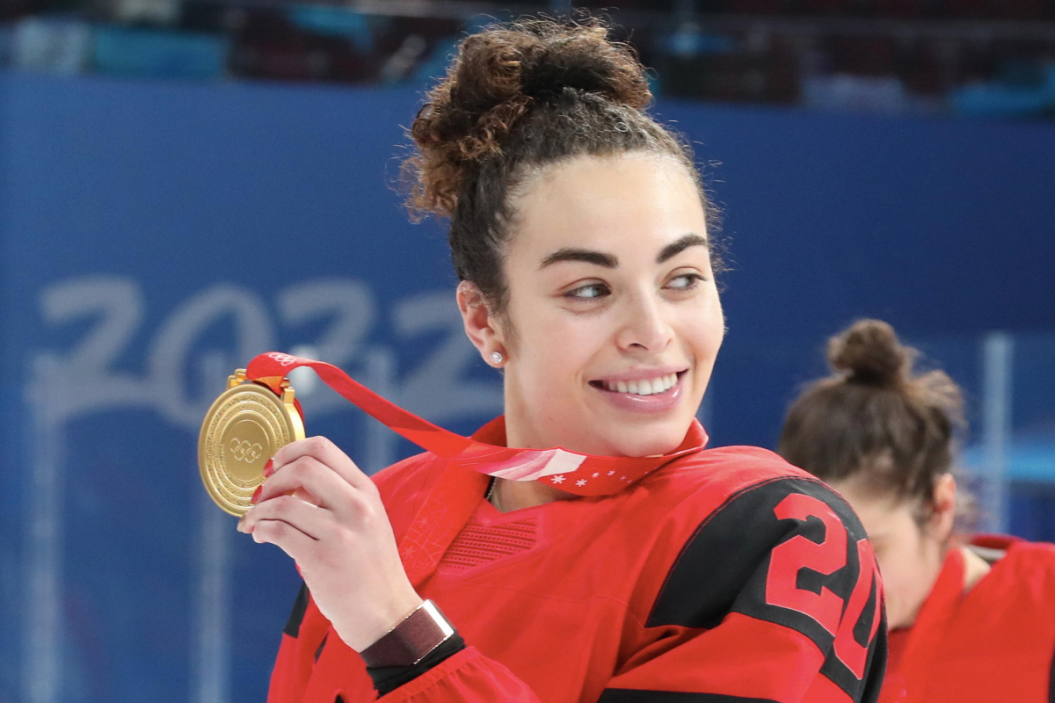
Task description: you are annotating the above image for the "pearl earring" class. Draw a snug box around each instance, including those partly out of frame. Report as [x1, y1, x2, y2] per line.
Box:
[490, 351, 504, 365]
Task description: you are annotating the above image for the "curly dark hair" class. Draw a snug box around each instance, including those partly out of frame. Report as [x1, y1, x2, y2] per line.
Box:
[403, 16, 720, 313]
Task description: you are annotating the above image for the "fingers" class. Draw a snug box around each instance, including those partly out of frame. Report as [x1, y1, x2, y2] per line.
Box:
[240, 494, 334, 540]
[257, 455, 379, 526]
[256, 455, 350, 511]
[247, 516, 317, 563]
[273, 437, 375, 493]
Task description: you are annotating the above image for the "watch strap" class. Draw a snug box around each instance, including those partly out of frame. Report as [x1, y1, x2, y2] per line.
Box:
[361, 600, 455, 668]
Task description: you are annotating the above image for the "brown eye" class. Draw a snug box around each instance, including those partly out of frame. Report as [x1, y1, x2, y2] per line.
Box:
[566, 283, 610, 300]
[666, 273, 704, 290]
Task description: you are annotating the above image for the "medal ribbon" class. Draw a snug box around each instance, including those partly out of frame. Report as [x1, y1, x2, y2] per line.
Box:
[248, 351, 706, 497]
[247, 351, 707, 583]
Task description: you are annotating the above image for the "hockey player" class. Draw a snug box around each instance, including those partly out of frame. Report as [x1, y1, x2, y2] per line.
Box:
[240, 18, 887, 703]
[780, 319, 1055, 703]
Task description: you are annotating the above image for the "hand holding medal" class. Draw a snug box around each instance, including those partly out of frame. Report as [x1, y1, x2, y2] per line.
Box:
[236, 436, 424, 653]
[198, 355, 424, 651]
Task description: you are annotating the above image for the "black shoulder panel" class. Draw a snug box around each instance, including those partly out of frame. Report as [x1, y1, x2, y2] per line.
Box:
[283, 582, 310, 638]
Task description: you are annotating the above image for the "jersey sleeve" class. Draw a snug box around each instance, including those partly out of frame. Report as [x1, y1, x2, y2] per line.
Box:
[268, 454, 543, 703]
[599, 476, 887, 703]
[268, 586, 543, 703]
[371, 646, 542, 702]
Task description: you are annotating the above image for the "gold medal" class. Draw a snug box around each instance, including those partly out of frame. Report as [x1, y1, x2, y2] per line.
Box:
[198, 369, 305, 516]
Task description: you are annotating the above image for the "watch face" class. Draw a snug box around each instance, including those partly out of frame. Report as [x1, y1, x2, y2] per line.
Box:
[421, 601, 456, 639]
[198, 375, 305, 516]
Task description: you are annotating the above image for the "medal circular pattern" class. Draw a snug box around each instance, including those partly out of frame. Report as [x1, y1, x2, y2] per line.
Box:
[198, 381, 305, 516]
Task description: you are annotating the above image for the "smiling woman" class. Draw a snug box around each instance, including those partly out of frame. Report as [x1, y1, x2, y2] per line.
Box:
[244, 16, 887, 703]
[482, 154, 723, 463]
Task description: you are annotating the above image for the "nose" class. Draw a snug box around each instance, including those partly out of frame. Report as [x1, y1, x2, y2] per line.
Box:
[615, 289, 674, 354]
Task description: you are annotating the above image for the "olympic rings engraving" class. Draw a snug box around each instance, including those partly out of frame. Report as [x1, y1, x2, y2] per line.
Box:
[267, 352, 298, 366]
[229, 438, 264, 463]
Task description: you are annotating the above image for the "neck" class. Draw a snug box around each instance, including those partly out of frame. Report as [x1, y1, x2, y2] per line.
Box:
[960, 544, 992, 593]
[491, 477, 575, 513]
[495, 386, 578, 511]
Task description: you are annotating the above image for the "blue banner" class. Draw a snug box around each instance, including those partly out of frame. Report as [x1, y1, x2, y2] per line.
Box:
[1, 72, 1053, 703]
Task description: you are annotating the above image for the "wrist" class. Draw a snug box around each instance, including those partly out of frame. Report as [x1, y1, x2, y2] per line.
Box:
[341, 592, 423, 653]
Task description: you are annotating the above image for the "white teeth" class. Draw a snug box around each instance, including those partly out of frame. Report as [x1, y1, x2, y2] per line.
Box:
[601, 373, 680, 396]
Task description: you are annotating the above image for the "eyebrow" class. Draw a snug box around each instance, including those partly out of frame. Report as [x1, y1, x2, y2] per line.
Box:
[539, 248, 618, 269]
[539, 233, 709, 270]
[657, 233, 709, 264]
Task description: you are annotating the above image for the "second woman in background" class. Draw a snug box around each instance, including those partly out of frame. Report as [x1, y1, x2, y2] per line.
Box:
[780, 319, 1055, 703]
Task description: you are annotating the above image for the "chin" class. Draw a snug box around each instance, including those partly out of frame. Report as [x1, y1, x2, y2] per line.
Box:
[602, 421, 691, 457]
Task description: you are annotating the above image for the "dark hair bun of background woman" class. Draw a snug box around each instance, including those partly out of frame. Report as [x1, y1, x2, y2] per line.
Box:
[827, 319, 910, 386]
[408, 18, 651, 218]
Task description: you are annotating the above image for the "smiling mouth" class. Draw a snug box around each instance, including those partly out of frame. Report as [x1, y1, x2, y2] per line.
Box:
[588, 371, 687, 396]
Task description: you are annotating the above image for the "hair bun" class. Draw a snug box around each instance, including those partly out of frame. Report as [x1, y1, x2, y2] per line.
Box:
[516, 24, 651, 108]
[827, 319, 911, 386]
[408, 18, 652, 217]
[453, 19, 651, 115]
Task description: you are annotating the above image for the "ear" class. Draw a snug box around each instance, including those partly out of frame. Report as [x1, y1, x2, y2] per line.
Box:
[456, 281, 505, 364]
[927, 473, 957, 542]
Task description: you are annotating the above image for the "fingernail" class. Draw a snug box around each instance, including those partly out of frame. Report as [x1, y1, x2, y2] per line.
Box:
[236, 518, 245, 533]
[251, 486, 263, 504]
[263, 458, 275, 478]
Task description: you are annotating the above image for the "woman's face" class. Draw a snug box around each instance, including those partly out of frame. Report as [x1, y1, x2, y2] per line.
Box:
[490, 153, 723, 457]
[831, 477, 954, 630]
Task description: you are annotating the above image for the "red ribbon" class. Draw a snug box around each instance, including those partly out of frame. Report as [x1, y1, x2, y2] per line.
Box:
[247, 351, 708, 583]
[248, 352, 706, 497]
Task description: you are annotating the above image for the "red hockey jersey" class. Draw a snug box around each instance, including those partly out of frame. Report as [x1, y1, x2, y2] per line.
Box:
[268, 419, 886, 703]
[881, 536, 1055, 703]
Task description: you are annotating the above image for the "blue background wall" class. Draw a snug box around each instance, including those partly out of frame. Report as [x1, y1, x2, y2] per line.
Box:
[1, 72, 1053, 703]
